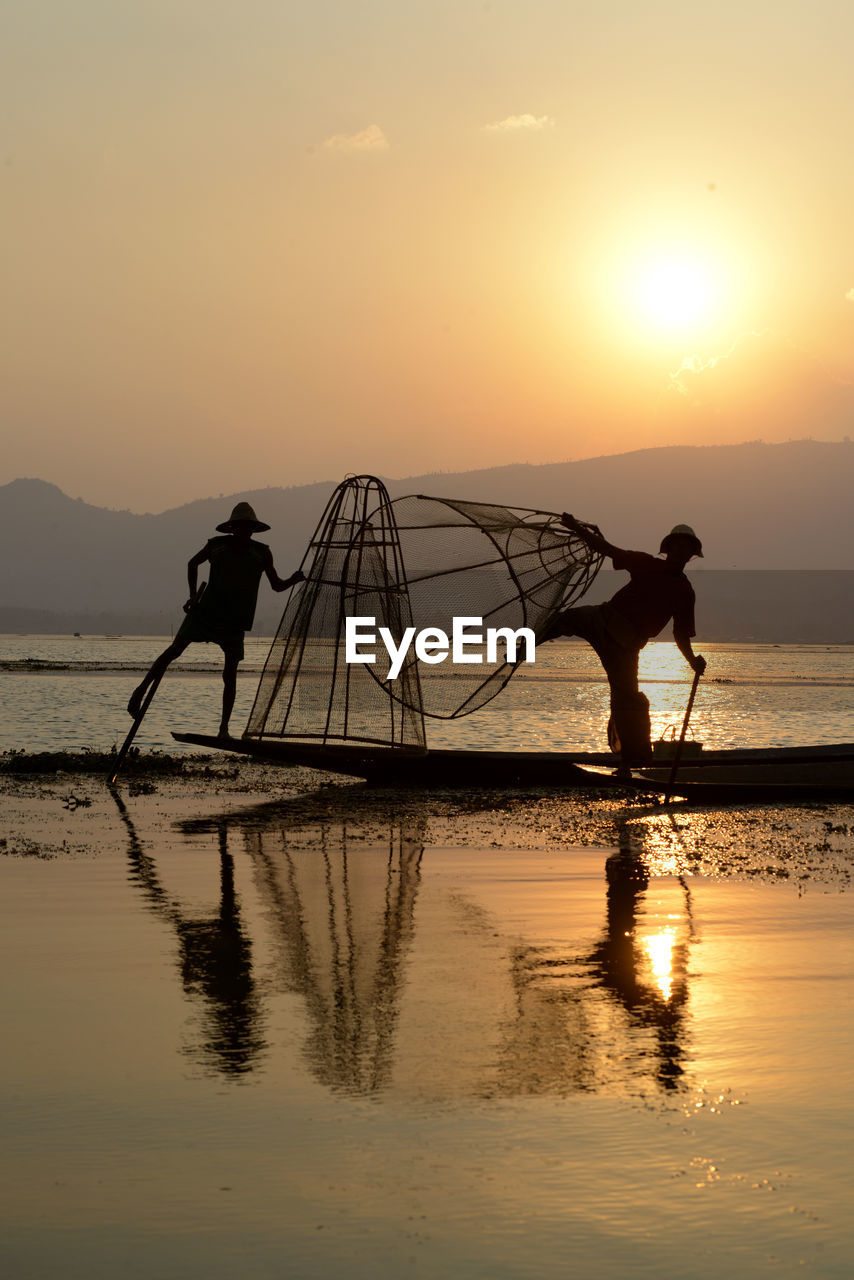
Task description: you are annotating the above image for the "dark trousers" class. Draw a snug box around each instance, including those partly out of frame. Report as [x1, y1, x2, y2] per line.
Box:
[550, 605, 652, 764]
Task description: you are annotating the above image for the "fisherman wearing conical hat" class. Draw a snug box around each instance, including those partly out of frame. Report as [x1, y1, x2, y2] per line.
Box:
[127, 502, 303, 738]
[543, 519, 706, 770]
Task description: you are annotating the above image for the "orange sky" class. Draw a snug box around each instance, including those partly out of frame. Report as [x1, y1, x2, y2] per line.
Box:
[3, 1, 854, 510]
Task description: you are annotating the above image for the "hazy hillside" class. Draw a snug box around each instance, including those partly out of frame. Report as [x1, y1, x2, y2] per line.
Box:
[1, 441, 851, 637]
[398, 440, 854, 570]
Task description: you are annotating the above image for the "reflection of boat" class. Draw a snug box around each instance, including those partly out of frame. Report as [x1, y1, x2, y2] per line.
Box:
[171, 794, 698, 1098]
[172, 732, 854, 801]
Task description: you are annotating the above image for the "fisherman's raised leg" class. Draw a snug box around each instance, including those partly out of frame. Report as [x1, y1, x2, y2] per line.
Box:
[127, 638, 189, 718]
[539, 604, 599, 645]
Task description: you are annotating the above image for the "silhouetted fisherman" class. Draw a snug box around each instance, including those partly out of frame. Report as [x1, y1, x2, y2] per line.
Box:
[127, 502, 303, 738]
[543, 518, 706, 769]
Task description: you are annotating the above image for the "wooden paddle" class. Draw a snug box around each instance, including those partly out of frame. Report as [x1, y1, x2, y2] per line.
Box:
[663, 667, 702, 806]
[107, 582, 208, 786]
[107, 670, 166, 786]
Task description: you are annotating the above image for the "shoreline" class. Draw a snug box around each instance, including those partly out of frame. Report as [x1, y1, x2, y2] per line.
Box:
[3, 754, 852, 890]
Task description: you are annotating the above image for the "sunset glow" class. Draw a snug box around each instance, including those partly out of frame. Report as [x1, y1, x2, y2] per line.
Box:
[1, 1, 853, 511]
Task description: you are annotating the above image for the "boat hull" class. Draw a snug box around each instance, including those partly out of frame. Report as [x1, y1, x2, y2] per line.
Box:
[171, 734, 599, 786]
[171, 733, 854, 799]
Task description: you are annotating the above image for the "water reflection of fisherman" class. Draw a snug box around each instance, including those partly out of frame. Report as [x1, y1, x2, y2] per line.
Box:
[498, 833, 691, 1096]
[591, 847, 690, 1090]
[543, 519, 706, 770]
[113, 793, 265, 1077]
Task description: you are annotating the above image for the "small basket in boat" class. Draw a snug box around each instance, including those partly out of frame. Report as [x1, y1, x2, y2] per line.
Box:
[653, 727, 704, 759]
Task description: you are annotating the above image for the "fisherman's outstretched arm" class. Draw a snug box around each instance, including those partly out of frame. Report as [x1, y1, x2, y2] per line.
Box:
[264, 549, 304, 593]
[559, 512, 624, 560]
[674, 625, 707, 675]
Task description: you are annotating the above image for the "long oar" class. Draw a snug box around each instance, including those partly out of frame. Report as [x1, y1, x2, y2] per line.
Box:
[107, 670, 165, 786]
[108, 584, 207, 786]
[663, 668, 702, 806]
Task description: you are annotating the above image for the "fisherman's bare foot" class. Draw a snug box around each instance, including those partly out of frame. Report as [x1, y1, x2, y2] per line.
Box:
[217, 725, 232, 741]
[127, 687, 144, 718]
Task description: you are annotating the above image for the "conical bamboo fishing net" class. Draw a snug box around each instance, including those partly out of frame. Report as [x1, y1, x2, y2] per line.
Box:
[390, 492, 602, 719]
[245, 475, 602, 747]
[246, 476, 426, 750]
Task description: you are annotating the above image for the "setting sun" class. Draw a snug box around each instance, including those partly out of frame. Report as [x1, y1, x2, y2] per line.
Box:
[633, 256, 716, 332]
[582, 227, 748, 362]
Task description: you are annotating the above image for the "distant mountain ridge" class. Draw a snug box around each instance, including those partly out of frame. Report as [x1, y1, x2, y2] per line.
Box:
[1, 442, 852, 638]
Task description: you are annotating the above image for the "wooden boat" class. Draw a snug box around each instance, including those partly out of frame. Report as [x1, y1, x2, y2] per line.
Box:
[172, 733, 854, 802]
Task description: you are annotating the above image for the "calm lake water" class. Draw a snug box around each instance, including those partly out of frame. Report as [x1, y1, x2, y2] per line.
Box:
[1, 635, 853, 1275]
[0, 794, 852, 1279]
[0, 635, 852, 754]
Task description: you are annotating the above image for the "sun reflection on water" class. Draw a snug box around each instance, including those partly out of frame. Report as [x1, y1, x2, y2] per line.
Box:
[642, 926, 677, 1001]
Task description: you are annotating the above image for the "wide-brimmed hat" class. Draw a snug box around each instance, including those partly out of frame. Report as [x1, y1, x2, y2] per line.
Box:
[216, 502, 270, 533]
[660, 524, 703, 557]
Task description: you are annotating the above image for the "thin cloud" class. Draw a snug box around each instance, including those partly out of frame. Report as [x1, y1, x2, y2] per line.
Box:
[484, 113, 555, 133]
[668, 333, 764, 396]
[322, 124, 389, 152]
[845, 287, 854, 302]
[665, 331, 854, 440]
